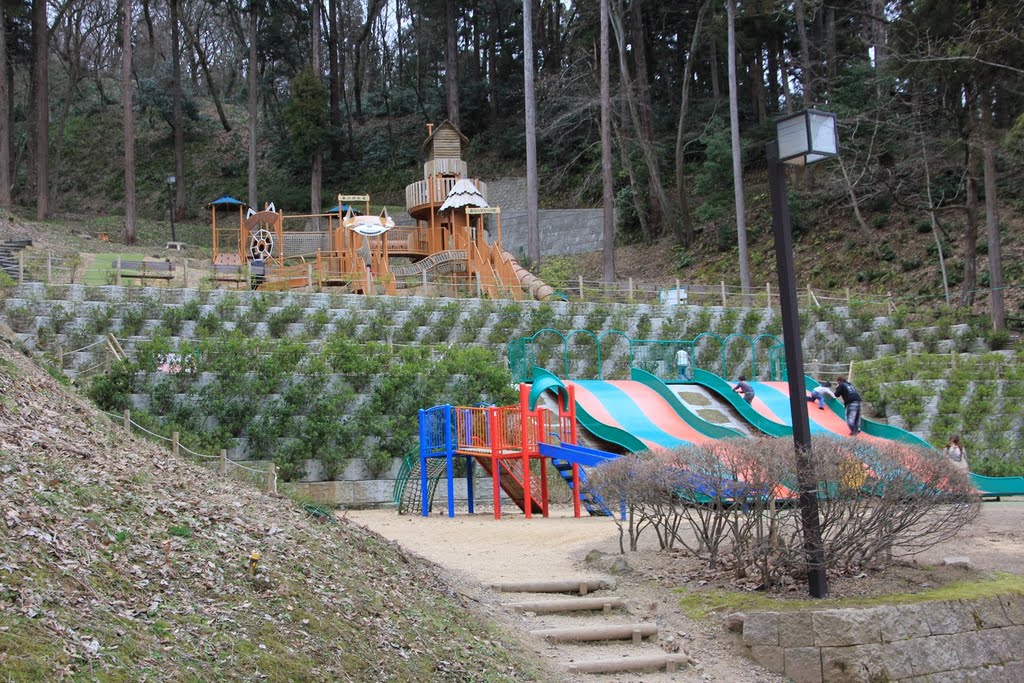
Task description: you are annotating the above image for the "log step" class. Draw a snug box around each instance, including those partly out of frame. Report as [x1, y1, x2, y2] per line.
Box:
[530, 623, 657, 643]
[507, 596, 624, 613]
[567, 654, 689, 674]
[492, 579, 614, 595]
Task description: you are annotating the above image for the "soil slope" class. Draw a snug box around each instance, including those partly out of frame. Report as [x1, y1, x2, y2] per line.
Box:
[0, 335, 549, 681]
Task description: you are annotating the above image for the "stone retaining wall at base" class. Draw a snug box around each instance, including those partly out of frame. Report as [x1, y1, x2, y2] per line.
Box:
[740, 593, 1024, 682]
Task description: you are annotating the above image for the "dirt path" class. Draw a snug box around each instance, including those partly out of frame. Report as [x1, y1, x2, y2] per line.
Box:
[348, 502, 1024, 682]
[347, 507, 783, 682]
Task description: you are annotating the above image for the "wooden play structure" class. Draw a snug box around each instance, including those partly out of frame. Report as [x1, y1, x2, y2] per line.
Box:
[416, 383, 616, 520]
[211, 122, 553, 298]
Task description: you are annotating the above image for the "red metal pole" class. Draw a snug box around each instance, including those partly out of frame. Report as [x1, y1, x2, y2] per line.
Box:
[489, 407, 501, 520]
[572, 463, 581, 518]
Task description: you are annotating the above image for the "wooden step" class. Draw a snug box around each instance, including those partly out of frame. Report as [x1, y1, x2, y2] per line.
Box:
[530, 623, 657, 643]
[506, 596, 624, 613]
[492, 578, 614, 595]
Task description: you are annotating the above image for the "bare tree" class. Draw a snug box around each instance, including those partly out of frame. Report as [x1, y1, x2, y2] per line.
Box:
[445, 0, 459, 126]
[726, 0, 749, 298]
[33, 0, 49, 219]
[523, 0, 539, 264]
[122, 0, 136, 244]
[674, 0, 711, 247]
[0, 0, 11, 208]
[600, 0, 614, 282]
[978, 87, 1005, 331]
[311, 0, 322, 221]
[247, 0, 258, 207]
[171, 0, 186, 219]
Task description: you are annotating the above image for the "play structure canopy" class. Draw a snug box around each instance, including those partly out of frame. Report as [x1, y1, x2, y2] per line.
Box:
[207, 196, 247, 208]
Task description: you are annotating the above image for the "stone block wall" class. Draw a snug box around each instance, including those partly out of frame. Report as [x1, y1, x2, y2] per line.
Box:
[495, 209, 606, 259]
[740, 594, 1024, 682]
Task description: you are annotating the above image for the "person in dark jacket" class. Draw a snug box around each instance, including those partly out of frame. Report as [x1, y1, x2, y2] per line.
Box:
[834, 375, 862, 435]
[733, 375, 755, 404]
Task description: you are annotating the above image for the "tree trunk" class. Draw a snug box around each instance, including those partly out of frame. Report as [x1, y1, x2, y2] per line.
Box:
[328, 0, 340, 130]
[978, 89, 1005, 331]
[33, 0, 48, 219]
[629, 0, 659, 235]
[610, 0, 676, 244]
[708, 29, 720, 101]
[0, 0, 11, 208]
[920, 127, 949, 305]
[726, 0, 749, 298]
[523, 0, 539, 264]
[961, 141, 979, 308]
[171, 0, 186, 219]
[674, 0, 710, 247]
[247, 0, 258, 207]
[310, 0, 322, 222]
[794, 0, 814, 191]
[122, 0, 136, 244]
[181, 12, 231, 132]
[600, 0, 614, 282]
[445, 0, 459, 126]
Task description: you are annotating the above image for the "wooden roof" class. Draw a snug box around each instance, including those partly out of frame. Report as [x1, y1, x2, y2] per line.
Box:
[420, 120, 469, 157]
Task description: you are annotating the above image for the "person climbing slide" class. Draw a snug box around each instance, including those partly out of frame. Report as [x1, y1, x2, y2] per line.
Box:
[834, 375, 862, 435]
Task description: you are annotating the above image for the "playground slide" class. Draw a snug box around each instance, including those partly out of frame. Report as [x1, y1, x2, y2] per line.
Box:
[692, 371, 931, 448]
[969, 473, 1024, 499]
[532, 369, 743, 453]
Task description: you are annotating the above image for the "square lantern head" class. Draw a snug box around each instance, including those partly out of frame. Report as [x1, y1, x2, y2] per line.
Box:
[167, 174, 177, 186]
[775, 109, 839, 166]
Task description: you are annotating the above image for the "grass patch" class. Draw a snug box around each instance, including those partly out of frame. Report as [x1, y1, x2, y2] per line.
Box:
[678, 572, 1024, 619]
[678, 391, 712, 406]
[697, 408, 731, 424]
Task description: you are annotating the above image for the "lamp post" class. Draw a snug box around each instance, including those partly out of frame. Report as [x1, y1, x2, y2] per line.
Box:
[166, 174, 177, 243]
[766, 109, 838, 599]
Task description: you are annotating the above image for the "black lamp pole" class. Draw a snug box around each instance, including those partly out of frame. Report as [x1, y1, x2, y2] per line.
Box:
[766, 139, 829, 599]
[167, 176, 177, 242]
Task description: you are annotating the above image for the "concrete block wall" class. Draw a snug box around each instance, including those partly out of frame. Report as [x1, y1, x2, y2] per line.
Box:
[740, 594, 1024, 682]
[497, 209, 605, 258]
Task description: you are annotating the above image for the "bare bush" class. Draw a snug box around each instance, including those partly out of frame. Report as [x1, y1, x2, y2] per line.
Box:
[590, 436, 980, 591]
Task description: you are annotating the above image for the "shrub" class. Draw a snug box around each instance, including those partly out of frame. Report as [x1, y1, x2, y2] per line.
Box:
[590, 437, 978, 591]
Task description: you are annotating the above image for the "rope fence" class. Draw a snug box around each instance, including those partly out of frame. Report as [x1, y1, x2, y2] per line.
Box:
[101, 408, 278, 494]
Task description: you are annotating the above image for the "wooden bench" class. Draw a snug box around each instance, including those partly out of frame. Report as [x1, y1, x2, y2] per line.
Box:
[115, 259, 176, 281]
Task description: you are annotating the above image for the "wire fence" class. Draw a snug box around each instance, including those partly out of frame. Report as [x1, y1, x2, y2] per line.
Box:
[7, 248, 1021, 328]
[101, 408, 278, 494]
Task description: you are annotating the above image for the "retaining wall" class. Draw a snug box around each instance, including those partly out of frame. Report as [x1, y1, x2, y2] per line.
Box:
[740, 593, 1024, 682]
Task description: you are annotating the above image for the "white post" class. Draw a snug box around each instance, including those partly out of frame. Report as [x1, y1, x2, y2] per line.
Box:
[422, 269, 428, 288]
[219, 449, 227, 476]
[172, 431, 179, 457]
[628, 277, 634, 301]
[183, 259, 189, 288]
[721, 281, 727, 307]
[266, 462, 277, 494]
[46, 252, 52, 283]
[17, 251, 24, 284]
[765, 282, 772, 312]
[115, 257, 122, 286]
[675, 279, 681, 305]
[307, 264, 314, 288]
[578, 275, 584, 300]
[123, 409, 131, 431]
[476, 271, 482, 298]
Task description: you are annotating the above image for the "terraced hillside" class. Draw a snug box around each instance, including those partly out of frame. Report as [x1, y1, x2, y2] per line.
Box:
[1, 282, 1021, 477]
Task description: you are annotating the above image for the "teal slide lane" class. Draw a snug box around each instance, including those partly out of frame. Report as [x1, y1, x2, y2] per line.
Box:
[573, 380, 695, 450]
[690, 369, 790, 438]
[630, 368, 744, 440]
[531, 367, 648, 452]
[970, 473, 1024, 498]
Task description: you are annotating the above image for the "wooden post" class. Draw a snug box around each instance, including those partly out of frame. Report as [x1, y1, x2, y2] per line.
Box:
[123, 409, 131, 431]
[951, 350, 957, 370]
[104, 347, 111, 372]
[721, 281, 727, 307]
[848, 360, 855, 383]
[628, 277, 634, 301]
[183, 258, 189, 288]
[266, 462, 277, 494]
[422, 269, 428, 288]
[46, 252, 52, 283]
[675, 279, 681, 305]
[219, 449, 227, 475]
[56, 346, 63, 369]
[475, 271, 482, 298]
[846, 287, 851, 306]
[766, 282, 771, 311]
[245, 262, 251, 289]
[115, 257, 122, 286]
[365, 266, 372, 296]
[579, 275, 585, 300]
[17, 251, 24, 284]
[172, 431, 179, 457]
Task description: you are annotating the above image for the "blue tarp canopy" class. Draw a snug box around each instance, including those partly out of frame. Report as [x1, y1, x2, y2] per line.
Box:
[325, 204, 352, 214]
[208, 196, 246, 207]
